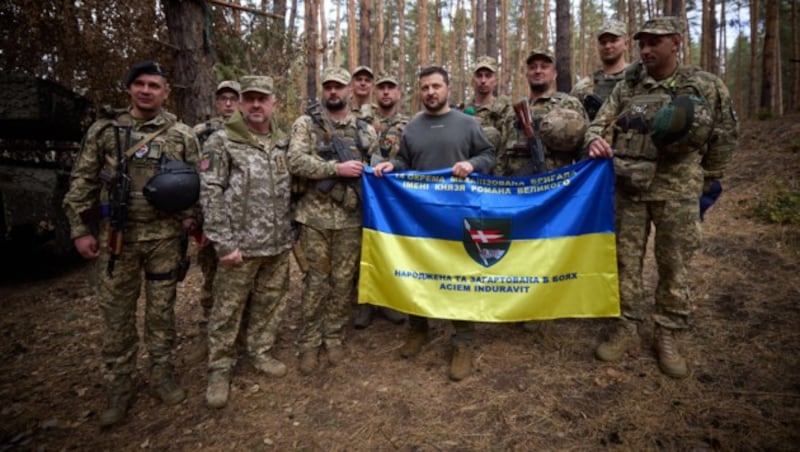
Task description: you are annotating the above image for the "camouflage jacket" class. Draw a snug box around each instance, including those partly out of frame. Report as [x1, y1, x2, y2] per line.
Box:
[463, 95, 512, 154]
[193, 116, 226, 144]
[63, 108, 200, 241]
[288, 110, 377, 230]
[585, 62, 739, 201]
[370, 111, 410, 165]
[499, 90, 587, 176]
[199, 111, 292, 258]
[350, 102, 379, 122]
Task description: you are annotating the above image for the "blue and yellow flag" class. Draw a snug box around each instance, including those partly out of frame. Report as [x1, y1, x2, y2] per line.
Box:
[359, 158, 620, 322]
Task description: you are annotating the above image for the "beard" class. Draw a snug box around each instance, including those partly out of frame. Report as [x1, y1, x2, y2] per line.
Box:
[528, 82, 548, 94]
[324, 98, 347, 111]
[424, 97, 448, 113]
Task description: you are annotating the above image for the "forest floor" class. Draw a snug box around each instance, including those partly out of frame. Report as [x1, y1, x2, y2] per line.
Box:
[0, 114, 798, 451]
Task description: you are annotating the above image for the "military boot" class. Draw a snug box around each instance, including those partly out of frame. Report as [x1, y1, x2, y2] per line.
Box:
[326, 345, 345, 366]
[298, 348, 319, 375]
[654, 326, 689, 378]
[205, 371, 231, 409]
[353, 304, 373, 329]
[252, 355, 287, 378]
[449, 343, 473, 381]
[595, 320, 639, 362]
[380, 307, 407, 325]
[98, 375, 134, 428]
[150, 364, 186, 405]
[399, 328, 429, 358]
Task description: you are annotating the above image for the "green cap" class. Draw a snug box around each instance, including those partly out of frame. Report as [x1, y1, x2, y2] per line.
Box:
[322, 67, 351, 85]
[375, 72, 399, 86]
[598, 20, 627, 38]
[474, 55, 498, 73]
[240, 75, 273, 95]
[633, 16, 683, 39]
[216, 80, 241, 95]
[526, 48, 555, 64]
[352, 65, 374, 78]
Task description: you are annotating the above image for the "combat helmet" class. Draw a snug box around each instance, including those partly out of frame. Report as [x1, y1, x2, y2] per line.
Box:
[539, 108, 589, 152]
[143, 160, 200, 213]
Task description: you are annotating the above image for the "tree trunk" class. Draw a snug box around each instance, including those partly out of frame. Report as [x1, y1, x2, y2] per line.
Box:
[499, 0, 509, 94]
[376, 0, 385, 72]
[555, 0, 572, 92]
[486, 0, 497, 58]
[398, 0, 406, 91]
[475, 0, 485, 58]
[793, 0, 800, 110]
[333, 0, 342, 67]
[760, 0, 778, 115]
[319, 0, 328, 68]
[165, 0, 216, 125]
[359, 0, 372, 66]
[749, 0, 759, 117]
[419, 0, 429, 66]
[348, 0, 357, 71]
[306, 0, 318, 101]
[434, 0, 443, 64]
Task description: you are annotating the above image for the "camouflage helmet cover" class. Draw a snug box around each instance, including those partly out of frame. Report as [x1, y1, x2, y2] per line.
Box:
[539, 108, 589, 152]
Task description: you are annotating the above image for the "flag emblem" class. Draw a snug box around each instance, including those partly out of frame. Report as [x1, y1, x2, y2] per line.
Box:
[462, 217, 511, 267]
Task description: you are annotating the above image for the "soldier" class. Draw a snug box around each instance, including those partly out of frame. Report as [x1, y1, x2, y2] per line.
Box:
[353, 71, 410, 329]
[571, 20, 630, 119]
[373, 66, 495, 382]
[288, 67, 377, 374]
[62, 60, 200, 427]
[200, 75, 293, 408]
[499, 48, 589, 177]
[585, 17, 738, 378]
[187, 80, 241, 365]
[462, 55, 511, 156]
[350, 65, 376, 120]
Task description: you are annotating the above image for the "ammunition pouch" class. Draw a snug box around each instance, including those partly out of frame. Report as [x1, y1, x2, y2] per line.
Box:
[612, 93, 670, 193]
[327, 182, 359, 211]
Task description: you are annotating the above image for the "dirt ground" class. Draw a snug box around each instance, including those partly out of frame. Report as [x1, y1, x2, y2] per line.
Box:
[1, 114, 798, 451]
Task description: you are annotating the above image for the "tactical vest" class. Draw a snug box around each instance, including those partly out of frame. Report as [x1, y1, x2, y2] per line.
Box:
[592, 69, 625, 102]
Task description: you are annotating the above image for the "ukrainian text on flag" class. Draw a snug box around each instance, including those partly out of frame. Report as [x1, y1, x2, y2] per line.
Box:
[359, 158, 620, 322]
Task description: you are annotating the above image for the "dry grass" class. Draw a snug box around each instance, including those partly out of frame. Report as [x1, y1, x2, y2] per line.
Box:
[0, 114, 798, 450]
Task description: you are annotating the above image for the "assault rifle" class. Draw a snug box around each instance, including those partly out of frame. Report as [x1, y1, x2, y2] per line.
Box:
[106, 125, 132, 277]
[306, 100, 359, 194]
[511, 101, 546, 176]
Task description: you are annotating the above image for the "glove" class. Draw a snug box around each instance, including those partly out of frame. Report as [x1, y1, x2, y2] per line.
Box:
[699, 180, 723, 221]
[651, 95, 695, 147]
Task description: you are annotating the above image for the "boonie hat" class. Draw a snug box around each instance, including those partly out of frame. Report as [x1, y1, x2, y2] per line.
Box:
[240, 76, 274, 95]
[322, 67, 351, 85]
[126, 60, 168, 87]
[633, 16, 684, 39]
[474, 55, 498, 73]
[526, 48, 555, 64]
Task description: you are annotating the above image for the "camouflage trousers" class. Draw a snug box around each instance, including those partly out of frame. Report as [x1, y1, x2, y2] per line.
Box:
[196, 244, 218, 322]
[409, 316, 474, 344]
[96, 236, 182, 378]
[297, 224, 361, 350]
[615, 195, 700, 329]
[207, 250, 290, 373]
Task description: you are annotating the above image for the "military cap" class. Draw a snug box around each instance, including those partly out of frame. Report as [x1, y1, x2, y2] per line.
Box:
[474, 55, 498, 73]
[375, 72, 399, 86]
[526, 48, 555, 64]
[352, 65, 374, 78]
[126, 60, 167, 87]
[240, 75, 274, 95]
[633, 16, 684, 39]
[216, 80, 241, 96]
[322, 67, 351, 85]
[598, 20, 627, 38]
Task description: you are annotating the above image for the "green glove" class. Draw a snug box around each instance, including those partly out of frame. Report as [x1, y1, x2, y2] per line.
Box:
[651, 95, 696, 147]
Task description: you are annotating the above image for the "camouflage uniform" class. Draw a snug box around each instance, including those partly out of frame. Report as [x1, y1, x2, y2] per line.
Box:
[369, 110, 410, 165]
[463, 96, 511, 158]
[63, 107, 199, 394]
[585, 23, 739, 331]
[199, 108, 292, 376]
[288, 90, 377, 354]
[500, 90, 588, 176]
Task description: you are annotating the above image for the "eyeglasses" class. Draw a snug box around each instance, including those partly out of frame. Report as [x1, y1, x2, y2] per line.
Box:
[218, 95, 238, 103]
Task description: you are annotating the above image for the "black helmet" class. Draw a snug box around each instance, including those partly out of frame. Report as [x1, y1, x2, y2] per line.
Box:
[143, 161, 200, 213]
